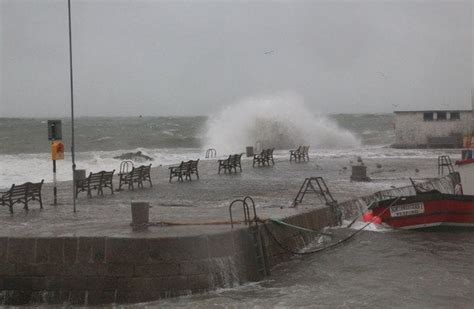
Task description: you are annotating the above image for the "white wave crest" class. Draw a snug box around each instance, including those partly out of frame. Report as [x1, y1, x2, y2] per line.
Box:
[203, 94, 360, 154]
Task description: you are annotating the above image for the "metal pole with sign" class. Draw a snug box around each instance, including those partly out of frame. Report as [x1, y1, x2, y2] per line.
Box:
[48, 120, 64, 205]
[67, 0, 77, 213]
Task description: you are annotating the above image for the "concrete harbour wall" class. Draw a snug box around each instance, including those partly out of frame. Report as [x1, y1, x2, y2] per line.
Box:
[0, 208, 336, 305]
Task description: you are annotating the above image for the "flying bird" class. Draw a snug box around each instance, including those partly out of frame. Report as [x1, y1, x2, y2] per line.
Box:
[377, 71, 387, 79]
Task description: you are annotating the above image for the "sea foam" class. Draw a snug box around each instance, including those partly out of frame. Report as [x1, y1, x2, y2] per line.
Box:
[203, 94, 360, 154]
[0, 148, 202, 189]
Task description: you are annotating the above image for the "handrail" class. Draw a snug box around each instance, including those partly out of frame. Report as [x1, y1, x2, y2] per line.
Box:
[119, 160, 134, 174]
[229, 196, 258, 228]
[205, 148, 217, 158]
[243, 196, 257, 223]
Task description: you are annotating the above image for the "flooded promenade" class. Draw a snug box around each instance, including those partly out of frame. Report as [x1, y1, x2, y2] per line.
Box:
[0, 154, 443, 237]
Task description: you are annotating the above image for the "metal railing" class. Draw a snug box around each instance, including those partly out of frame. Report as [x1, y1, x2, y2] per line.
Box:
[229, 196, 257, 228]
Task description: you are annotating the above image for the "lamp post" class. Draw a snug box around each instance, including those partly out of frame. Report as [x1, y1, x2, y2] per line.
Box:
[67, 0, 77, 212]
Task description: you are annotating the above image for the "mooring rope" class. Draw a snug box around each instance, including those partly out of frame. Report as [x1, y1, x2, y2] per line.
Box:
[346, 200, 377, 228]
[269, 218, 332, 236]
[259, 197, 400, 256]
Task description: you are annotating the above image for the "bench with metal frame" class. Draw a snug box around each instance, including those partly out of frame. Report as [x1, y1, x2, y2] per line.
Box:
[169, 159, 199, 182]
[75, 170, 115, 198]
[218, 154, 242, 174]
[289, 145, 310, 162]
[188, 159, 200, 180]
[253, 148, 275, 167]
[1, 180, 44, 213]
[119, 164, 153, 190]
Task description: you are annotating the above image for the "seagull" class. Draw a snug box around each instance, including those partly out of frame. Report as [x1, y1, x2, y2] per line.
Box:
[377, 71, 387, 79]
[264, 50, 275, 55]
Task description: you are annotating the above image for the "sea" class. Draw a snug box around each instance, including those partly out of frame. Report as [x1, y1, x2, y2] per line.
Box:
[0, 112, 396, 190]
[1, 110, 473, 308]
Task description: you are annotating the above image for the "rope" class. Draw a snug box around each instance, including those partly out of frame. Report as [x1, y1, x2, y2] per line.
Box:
[347, 201, 376, 228]
[269, 218, 332, 236]
[259, 197, 400, 256]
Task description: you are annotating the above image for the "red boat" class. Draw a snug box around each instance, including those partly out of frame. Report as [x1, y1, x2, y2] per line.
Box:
[367, 152, 474, 229]
[369, 191, 474, 229]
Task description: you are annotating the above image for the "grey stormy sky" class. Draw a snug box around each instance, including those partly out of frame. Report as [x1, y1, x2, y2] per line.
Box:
[0, 0, 472, 117]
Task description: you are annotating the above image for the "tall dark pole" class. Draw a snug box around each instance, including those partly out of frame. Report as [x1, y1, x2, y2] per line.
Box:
[68, 0, 77, 212]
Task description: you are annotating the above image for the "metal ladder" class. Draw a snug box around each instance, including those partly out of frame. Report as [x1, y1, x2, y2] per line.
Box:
[249, 225, 269, 277]
[292, 177, 337, 207]
[205, 148, 217, 158]
[228, 196, 268, 277]
[229, 196, 257, 228]
[117, 160, 134, 191]
[438, 155, 454, 176]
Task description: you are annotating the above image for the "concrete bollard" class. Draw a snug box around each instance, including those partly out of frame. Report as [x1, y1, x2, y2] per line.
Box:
[246, 146, 254, 157]
[350, 165, 371, 182]
[131, 202, 149, 230]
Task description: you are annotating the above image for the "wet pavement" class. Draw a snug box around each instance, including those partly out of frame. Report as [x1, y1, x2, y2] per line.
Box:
[0, 154, 442, 238]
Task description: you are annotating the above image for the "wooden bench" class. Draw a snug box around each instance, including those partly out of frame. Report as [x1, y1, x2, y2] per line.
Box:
[218, 155, 232, 174]
[118, 164, 152, 190]
[1, 180, 44, 213]
[290, 146, 302, 161]
[75, 170, 115, 198]
[188, 159, 200, 180]
[253, 148, 275, 167]
[301, 146, 310, 161]
[218, 154, 242, 174]
[169, 159, 199, 182]
[290, 145, 310, 162]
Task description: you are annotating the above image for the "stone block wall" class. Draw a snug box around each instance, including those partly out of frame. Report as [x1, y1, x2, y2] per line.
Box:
[0, 207, 337, 306]
[0, 230, 259, 305]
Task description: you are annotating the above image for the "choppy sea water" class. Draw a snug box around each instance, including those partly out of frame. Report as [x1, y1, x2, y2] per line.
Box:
[0, 114, 395, 189]
[146, 228, 473, 309]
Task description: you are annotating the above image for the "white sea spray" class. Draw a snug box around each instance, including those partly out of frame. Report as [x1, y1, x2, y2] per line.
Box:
[203, 94, 361, 154]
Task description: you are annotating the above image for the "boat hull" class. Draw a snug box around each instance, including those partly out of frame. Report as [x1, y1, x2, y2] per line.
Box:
[370, 193, 474, 229]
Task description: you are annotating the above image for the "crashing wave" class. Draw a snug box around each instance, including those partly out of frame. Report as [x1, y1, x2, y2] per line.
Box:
[204, 94, 360, 153]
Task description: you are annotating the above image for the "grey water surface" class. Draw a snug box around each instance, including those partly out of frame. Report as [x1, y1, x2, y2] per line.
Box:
[145, 228, 473, 309]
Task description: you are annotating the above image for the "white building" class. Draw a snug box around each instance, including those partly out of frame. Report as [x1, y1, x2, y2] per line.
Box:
[393, 110, 473, 148]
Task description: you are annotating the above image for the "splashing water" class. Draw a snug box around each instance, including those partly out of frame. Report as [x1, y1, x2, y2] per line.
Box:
[204, 94, 360, 153]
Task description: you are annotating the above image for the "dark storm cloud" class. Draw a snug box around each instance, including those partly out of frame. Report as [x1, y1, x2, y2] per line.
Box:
[0, 0, 472, 117]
